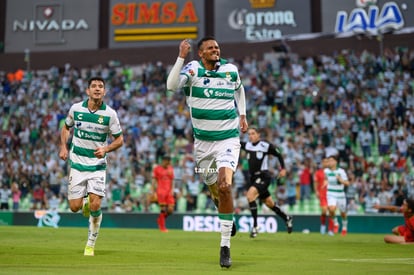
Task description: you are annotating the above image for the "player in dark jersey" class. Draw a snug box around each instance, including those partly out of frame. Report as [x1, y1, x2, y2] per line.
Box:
[241, 128, 293, 237]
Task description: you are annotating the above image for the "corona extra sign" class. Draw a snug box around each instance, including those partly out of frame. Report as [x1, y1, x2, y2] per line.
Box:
[214, 0, 309, 43]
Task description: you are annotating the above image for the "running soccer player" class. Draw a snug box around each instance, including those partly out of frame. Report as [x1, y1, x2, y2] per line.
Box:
[166, 37, 248, 268]
[59, 76, 124, 256]
[152, 155, 175, 232]
[324, 154, 349, 236]
[241, 127, 292, 238]
[314, 158, 329, 234]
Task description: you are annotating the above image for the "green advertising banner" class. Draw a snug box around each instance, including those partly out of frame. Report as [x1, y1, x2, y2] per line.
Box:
[0, 211, 402, 234]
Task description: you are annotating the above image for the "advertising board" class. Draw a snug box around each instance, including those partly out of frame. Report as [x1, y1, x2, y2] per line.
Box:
[108, 0, 205, 48]
[321, 0, 413, 35]
[214, 0, 312, 43]
[4, 0, 99, 53]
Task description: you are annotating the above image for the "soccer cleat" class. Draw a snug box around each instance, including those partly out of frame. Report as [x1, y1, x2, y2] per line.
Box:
[341, 229, 347, 236]
[328, 231, 334, 236]
[333, 222, 339, 234]
[220, 246, 232, 268]
[84, 246, 94, 256]
[82, 196, 90, 218]
[231, 221, 237, 237]
[286, 216, 293, 234]
[250, 227, 258, 238]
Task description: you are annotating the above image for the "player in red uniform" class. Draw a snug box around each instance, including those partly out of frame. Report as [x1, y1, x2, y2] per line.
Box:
[313, 158, 329, 234]
[375, 198, 414, 244]
[152, 156, 175, 232]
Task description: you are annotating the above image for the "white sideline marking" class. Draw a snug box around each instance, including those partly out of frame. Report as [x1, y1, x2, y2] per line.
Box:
[330, 258, 414, 265]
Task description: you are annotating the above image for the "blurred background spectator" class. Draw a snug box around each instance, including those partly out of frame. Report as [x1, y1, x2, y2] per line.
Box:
[1, 45, 414, 216]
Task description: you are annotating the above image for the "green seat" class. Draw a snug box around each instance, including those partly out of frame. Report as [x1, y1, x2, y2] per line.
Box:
[149, 203, 160, 213]
[176, 197, 187, 213]
[20, 195, 32, 210]
[196, 193, 207, 212]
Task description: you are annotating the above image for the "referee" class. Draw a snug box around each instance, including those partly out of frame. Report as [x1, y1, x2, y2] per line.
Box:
[241, 127, 293, 237]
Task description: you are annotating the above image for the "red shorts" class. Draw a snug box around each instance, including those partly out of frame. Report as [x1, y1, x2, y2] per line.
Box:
[398, 225, 414, 242]
[157, 191, 175, 206]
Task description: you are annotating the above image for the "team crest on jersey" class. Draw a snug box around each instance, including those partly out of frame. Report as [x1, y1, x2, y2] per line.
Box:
[256, 152, 263, 159]
[226, 72, 231, 81]
[98, 116, 104, 124]
[189, 69, 195, 76]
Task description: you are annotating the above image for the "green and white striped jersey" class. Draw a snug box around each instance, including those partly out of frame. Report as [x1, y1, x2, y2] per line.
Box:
[324, 167, 348, 199]
[180, 59, 242, 141]
[65, 100, 122, 172]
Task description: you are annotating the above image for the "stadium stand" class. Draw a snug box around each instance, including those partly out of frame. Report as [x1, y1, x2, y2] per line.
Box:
[1, 46, 414, 216]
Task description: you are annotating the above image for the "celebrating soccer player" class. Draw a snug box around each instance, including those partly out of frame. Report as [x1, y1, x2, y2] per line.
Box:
[166, 37, 248, 268]
[59, 77, 124, 256]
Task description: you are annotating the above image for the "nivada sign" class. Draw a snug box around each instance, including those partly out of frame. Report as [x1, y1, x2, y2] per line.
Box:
[5, 0, 99, 53]
[13, 13, 88, 33]
[108, 0, 204, 48]
[214, 0, 311, 43]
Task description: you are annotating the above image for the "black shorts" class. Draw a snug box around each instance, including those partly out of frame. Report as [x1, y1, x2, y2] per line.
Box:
[249, 172, 272, 200]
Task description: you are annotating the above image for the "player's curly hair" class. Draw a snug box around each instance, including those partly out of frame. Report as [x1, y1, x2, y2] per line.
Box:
[406, 198, 414, 212]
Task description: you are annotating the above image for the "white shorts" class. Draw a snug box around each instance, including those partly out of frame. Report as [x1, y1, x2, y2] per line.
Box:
[327, 195, 347, 213]
[68, 168, 106, 200]
[194, 137, 241, 185]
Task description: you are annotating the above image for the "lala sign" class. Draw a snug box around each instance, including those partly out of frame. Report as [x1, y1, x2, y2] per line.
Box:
[13, 6, 89, 32]
[335, 1, 405, 34]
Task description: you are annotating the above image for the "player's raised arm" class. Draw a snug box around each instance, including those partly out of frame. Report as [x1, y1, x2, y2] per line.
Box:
[166, 39, 191, 92]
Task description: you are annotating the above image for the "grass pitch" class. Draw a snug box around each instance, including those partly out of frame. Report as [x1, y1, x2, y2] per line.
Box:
[0, 226, 413, 274]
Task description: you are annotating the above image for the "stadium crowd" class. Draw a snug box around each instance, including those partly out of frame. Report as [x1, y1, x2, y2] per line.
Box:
[1, 45, 414, 215]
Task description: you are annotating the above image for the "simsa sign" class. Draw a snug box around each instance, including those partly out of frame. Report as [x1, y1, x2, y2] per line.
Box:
[214, 0, 312, 43]
[108, 0, 205, 48]
[4, 0, 99, 53]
